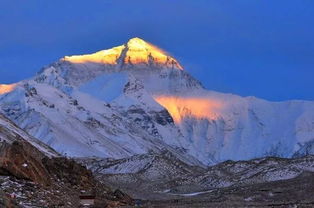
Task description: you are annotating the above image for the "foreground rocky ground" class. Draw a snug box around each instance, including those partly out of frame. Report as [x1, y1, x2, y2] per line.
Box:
[0, 158, 134, 207]
[142, 171, 314, 207]
[0, 114, 134, 207]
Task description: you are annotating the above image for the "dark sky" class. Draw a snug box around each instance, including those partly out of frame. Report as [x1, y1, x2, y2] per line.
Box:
[0, 0, 313, 101]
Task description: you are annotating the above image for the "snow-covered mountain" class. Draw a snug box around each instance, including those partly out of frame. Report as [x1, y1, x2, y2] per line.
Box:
[0, 37, 314, 165]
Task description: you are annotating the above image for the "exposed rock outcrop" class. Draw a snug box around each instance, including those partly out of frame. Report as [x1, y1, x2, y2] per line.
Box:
[0, 140, 51, 186]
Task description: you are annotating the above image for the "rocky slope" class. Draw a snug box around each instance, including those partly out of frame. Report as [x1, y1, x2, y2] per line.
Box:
[146, 171, 314, 207]
[0, 113, 134, 207]
[78, 153, 314, 207]
[77, 151, 206, 200]
[0, 37, 314, 166]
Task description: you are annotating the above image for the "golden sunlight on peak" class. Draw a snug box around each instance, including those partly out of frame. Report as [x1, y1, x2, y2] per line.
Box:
[154, 96, 223, 123]
[63, 45, 125, 64]
[63, 37, 183, 70]
[0, 84, 17, 95]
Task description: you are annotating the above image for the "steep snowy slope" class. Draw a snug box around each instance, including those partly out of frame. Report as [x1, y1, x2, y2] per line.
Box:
[0, 79, 190, 160]
[0, 37, 314, 165]
[0, 113, 58, 157]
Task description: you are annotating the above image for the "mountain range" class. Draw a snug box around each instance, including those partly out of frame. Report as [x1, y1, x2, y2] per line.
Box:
[1, 37, 314, 167]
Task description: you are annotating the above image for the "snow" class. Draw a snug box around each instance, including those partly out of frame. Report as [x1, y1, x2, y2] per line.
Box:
[79, 73, 128, 103]
[161, 189, 171, 193]
[244, 197, 253, 201]
[0, 38, 314, 165]
[153, 90, 314, 165]
[0, 113, 58, 158]
[169, 190, 213, 197]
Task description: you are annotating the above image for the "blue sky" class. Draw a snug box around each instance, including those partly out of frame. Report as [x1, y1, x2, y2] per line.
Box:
[0, 0, 313, 101]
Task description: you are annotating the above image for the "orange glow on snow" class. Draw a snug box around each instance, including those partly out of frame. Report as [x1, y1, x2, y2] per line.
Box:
[63, 37, 183, 70]
[63, 45, 125, 65]
[154, 96, 223, 123]
[0, 84, 17, 95]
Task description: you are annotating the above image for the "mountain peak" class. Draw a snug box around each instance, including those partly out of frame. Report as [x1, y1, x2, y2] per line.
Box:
[63, 37, 183, 70]
[126, 37, 150, 49]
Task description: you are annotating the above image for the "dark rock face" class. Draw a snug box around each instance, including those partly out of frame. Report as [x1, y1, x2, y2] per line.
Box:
[113, 189, 134, 205]
[151, 110, 174, 126]
[0, 140, 51, 186]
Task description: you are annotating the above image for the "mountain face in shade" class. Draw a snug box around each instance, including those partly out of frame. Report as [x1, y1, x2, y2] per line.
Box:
[1, 37, 314, 165]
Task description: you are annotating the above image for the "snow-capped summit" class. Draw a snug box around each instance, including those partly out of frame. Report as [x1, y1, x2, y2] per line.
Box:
[63, 37, 183, 70]
[35, 37, 202, 92]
